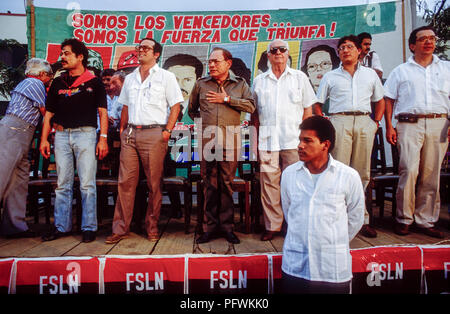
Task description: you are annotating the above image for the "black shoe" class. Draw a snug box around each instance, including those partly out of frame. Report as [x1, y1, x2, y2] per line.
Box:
[225, 232, 240, 244]
[359, 224, 377, 238]
[4, 230, 37, 239]
[261, 230, 278, 241]
[82, 231, 97, 243]
[196, 232, 213, 244]
[42, 228, 71, 242]
[170, 209, 183, 219]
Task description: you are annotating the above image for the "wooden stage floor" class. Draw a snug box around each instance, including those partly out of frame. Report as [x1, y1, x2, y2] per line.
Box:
[1, 201, 449, 258]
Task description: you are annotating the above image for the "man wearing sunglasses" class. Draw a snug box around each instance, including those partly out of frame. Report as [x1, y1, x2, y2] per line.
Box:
[315, 35, 385, 239]
[252, 39, 317, 242]
[106, 38, 183, 244]
[384, 26, 449, 239]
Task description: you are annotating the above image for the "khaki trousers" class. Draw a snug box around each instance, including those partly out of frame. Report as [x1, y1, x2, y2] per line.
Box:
[330, 114, 378, 225]
[396, 117, 449, 228]
[259, 149, 299, 232]
[112, 127, 168, 235]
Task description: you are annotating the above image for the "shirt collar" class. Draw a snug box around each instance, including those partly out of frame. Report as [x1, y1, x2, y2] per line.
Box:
[205, 70, 238, 83]
[296, 154, 337, 173]
[132, 63, 160, 83]
[338, 62, 361, 74]
[407, 54, 440, 67]
[266, 65, 293, 80]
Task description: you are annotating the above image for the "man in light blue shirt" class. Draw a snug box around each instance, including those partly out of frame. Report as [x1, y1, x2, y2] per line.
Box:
[0, 58, 52, 238]
[280, 116, 364, 294]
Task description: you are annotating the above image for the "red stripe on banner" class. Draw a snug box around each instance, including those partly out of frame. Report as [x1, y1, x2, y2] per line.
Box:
[422, 247, 450, 271]
[351, 246, 422, 273]
[104, 257, 185, 283]
[272, 254, 283, 279]
[188, 255, 268, 280]
[0, 259, 13, 293]
[15, 258, 100, 294]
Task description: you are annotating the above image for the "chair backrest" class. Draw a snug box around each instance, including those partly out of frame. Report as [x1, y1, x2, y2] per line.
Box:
[97, 139, 121, 178]
[371, 127, 386, 174]
[391, 143, 399, 174]
[28, 129, 41, 179]
[41, 132, 57, 178]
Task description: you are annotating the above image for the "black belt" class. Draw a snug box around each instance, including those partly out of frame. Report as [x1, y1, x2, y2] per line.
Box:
[329, 112, 370, 116]
[396, 113, 447, 119]
[127, 123, 164, 129]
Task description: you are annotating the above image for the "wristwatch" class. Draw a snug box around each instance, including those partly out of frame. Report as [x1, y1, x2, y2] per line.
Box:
[100, 134, 108, 138]
[162, 128, 172, 134]
[224, 96, 230, 103]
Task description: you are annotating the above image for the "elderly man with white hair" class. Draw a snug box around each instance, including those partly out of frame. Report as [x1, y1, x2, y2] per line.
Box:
[0, 58, 52, 238]
[252, 39, 317, 241]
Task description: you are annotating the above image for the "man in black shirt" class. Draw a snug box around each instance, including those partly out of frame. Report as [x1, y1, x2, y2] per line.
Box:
[40, 38, 108, 243]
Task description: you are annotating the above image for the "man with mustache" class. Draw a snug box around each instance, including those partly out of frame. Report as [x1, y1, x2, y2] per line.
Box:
[315, 35, 385, 238]
[384, 26, 449, 239]
[357, 32, 383, 80]
[163, 53, 204, 120]
[40, 38, 109, 243]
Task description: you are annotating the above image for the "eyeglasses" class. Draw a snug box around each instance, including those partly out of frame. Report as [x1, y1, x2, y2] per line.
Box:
[135, 45, 154, 52]
[208, 59, 226, 65]
[416, 35, 437, 43]
[338, 44, 356, 51]
[269, 47, 288, 54]
[306, 61, 332, 72]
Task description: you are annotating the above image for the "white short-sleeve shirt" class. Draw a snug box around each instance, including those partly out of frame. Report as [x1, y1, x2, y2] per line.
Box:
[118, 64, 183, 125]
[384, 55, 449, 117]
[252, 67, 317, 151]
[316, 64, 384, 114]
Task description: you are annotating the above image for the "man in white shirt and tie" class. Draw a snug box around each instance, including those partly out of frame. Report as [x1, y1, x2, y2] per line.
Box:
[384, 26, 449, 239]
[315, 34, 385, 238]
[280, 115, 364, 294]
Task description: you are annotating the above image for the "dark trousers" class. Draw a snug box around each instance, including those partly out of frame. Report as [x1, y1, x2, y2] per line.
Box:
[201, 154, 238, 233]
[280, 271, 351, 294]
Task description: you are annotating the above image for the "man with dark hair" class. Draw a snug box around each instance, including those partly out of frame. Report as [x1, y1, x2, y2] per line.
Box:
[384, 26, 449, 239]
[100, 68, 119, 132]
[40, 38, 109, 243]
[0, 58, 52, 238]
[280, 116, 364, 294]
[163, 53, 204, 117]
[315, 34, 385, 238]
[189, 47, 255, 244]
[357, 32, 383, 80]
[105, 38, 183, 244]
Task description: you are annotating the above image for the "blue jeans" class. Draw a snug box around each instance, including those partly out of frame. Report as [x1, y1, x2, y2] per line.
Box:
[54, 127, 97, 232]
